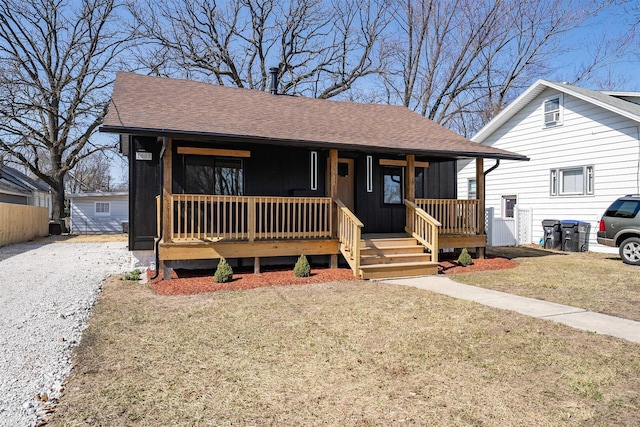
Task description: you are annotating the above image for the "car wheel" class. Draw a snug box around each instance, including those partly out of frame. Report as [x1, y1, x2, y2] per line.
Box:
[619, 237, 640, 266]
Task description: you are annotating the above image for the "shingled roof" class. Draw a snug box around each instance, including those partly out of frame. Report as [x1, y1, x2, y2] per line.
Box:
[101, 72, 527, 161]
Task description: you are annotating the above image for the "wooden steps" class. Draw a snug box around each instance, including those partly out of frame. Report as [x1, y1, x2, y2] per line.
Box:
[357, 236, 438, 279]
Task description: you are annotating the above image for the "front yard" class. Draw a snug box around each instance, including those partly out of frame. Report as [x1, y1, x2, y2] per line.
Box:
[452, 246, 640, 322]
[49, 270, 639, 426]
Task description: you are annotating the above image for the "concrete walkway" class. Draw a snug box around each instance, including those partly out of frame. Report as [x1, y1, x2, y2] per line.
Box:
[383, 275, 640, 344]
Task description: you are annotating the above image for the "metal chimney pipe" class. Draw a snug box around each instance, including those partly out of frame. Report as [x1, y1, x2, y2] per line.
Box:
[269, 67, 279, 95]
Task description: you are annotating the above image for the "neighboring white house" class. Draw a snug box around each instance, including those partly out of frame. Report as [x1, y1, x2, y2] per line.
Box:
[68, 192, 129, 234]
[457, 80, 640, 252]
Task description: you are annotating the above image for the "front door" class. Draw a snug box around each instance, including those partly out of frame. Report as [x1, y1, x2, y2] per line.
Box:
[337, 158, 355, 211]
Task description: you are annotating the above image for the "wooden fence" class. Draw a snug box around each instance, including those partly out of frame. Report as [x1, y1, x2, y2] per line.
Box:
[0, 203, 49, 247]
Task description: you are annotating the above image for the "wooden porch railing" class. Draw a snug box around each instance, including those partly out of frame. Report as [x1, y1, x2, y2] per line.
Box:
[415, 198, 481, 235]
[335, 199, 363, 276]
[405, 199, 441, 263]
[168, 194, 332, 242]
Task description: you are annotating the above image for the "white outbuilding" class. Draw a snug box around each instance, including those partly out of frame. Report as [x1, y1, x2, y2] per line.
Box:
[68, 192, 129, 234]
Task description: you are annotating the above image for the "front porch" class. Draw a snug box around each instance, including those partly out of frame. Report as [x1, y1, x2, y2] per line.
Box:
[156, 194, 486, 279]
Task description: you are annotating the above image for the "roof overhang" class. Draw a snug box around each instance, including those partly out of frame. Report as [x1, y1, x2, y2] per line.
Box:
[100, 125, 530, 161]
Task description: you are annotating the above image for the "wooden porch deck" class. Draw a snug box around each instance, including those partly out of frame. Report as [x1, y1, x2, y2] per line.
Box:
[157, 195, 486, 279]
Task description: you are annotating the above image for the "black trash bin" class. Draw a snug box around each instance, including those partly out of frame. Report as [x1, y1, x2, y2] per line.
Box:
[560, 220, 581, 251]
[578, 222, 591, 252]
[48, 221, 62, 235]
[542, 219, 562, 250]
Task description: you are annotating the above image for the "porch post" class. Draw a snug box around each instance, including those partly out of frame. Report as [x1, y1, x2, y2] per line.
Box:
[161, 136, 173, 278]
[476, 157, 486, 259]
[328, 148, 338, 268]
[162, 136, 173, 242]
[405, 154, 415, 233]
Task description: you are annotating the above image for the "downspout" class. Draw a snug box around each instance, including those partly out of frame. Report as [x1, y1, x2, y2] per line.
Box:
[482, 159, 500, 248]
[484, 159, 500, 177]
[150, 138, 167, 280]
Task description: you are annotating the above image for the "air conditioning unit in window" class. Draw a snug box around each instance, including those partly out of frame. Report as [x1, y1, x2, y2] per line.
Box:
[545, 111, 560, 126]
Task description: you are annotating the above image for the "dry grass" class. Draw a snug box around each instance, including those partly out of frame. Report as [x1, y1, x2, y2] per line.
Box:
[49, 277, 639, 426]
[40, 234, 128, 243]
[452, 247, 640, 321]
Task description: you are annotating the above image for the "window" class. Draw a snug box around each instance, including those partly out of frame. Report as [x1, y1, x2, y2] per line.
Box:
[468, 179, 477, 200]
[95, 202, 110, 216]
[310, 151, 318, 191]
[543, 94, 563, 127]
[366, 155, 373, 192]
[550, 169, 558, 196]
[550, 166, 594, 196]
[503, 196, 517, 218]
[605, 200, 640, 218]
[383, 166, 403, 204]
[184, 156, 243, 195]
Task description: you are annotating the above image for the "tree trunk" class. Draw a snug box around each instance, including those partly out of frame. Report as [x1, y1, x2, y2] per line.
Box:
[51, 179, 67, 233]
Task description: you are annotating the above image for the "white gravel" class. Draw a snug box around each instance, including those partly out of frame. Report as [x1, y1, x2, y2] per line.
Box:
[0, 239, 130, 427]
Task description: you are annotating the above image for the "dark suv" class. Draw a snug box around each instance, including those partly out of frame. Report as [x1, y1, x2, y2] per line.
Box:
[597, 195, 640, 265]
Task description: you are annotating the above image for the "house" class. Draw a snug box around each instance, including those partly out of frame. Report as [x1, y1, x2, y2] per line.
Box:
[68, 192, 129, 234]
[457, 80, 640, 251]
[100, 72, 526, 279]
[0, 163, 51, 217]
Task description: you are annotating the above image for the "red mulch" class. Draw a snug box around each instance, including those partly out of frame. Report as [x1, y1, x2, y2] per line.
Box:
[149, 267, 359, 296]
[148, 256, 519, 296]
[439, 255, 519, 275]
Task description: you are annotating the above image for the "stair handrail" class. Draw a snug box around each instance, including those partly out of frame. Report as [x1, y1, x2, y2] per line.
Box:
[335, 199, 363, 276]
[405, 199, 441, 263]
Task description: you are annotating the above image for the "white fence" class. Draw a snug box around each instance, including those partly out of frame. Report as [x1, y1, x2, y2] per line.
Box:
[486, 206, 532, 247]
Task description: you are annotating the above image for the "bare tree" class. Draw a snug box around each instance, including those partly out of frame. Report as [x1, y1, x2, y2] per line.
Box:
[0, 0, 134, 227]
[129, 0, 392, 98]
[66, 153, 113, 193]
[383, 0, 623, 136]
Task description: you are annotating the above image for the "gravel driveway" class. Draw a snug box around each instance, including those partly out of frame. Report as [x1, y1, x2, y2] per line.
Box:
[0, 238, 130, 427]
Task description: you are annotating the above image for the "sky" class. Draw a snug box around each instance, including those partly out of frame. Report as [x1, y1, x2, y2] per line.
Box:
[554, 2, 639, 90]
[103, 1, 640, 184]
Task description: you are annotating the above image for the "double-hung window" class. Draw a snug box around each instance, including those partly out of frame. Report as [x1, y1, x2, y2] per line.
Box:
[184, 156, 244, 195]
[550, 166, 594, 196]
[95, 202, 110, 216]
[503, 195, 517, 218]
[468, 179, 477, 200]
[382, 166, 403, 204]
[543, 94, 563, 127]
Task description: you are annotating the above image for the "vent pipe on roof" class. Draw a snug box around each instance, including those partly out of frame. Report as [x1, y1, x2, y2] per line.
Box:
[269, 67, 279, 95]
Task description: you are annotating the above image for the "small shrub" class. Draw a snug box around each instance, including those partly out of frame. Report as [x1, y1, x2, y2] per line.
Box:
[457, 248, 473, 267]
[123, 269, 142, 281]
[214, 258, 234, 283]
[293, 254, 311, 277]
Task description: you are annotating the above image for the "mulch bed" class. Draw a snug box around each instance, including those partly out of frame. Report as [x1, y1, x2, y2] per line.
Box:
[148, 256, 519, 296]
[149, 267, 359, 296]
[438, 255, 519, 275]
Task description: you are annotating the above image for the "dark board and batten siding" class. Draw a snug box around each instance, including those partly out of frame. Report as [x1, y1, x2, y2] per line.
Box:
[129, 136, 161, 250]
[128, 136, 458, 248]
[353, 154, 457, 233]
[171, 141, 327, 197]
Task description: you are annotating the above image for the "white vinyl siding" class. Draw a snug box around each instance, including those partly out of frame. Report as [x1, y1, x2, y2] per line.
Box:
[458, 86, 640, 250]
